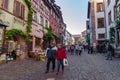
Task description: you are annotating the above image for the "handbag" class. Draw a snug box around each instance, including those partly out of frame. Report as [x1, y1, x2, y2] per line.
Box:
[63, 58, 68, 66]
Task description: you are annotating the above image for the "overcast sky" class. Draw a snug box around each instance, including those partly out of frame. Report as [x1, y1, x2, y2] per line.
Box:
[55, 0, 88, 35]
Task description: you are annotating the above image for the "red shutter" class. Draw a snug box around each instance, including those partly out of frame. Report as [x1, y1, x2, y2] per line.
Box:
[21, 5, 25, 19]
[15, 1, 20, 17]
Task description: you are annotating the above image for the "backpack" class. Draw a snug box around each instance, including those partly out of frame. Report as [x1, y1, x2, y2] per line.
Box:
[47, 49, 54, 59]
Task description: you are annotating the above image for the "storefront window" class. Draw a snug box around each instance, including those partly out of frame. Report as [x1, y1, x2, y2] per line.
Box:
[35, 37, 41, 46]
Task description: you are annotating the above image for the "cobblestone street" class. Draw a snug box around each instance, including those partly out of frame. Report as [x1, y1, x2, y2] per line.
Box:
[1, 51, 120, 80]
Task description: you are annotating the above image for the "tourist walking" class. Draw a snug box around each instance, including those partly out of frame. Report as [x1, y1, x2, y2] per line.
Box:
[70, 45, 75, 55]
[55, 44, 67, 75]
[78, 45, 82, 55]
[91, 45, 93, 54]
[11, 50, 17, 60]
[88, 45, 91, 54]
[75, 44, 79, 55]
[106, 43, 113, 60]
[67, 45, 70, 54]
[45, 43, 57, 73]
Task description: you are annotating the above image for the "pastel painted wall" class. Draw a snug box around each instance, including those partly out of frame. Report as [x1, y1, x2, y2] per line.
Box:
[0, 0, 29, 33]
[94, 0, 105, 40]
[31, 0, 50, 51]
[104, 0, 116, 40]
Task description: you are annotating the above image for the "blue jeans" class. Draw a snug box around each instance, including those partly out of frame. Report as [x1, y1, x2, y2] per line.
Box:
[106, 51, 112, 60]
[57, 60, 64, 72]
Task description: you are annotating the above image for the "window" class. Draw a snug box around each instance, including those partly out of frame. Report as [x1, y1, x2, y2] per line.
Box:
[97, 3, 103, 12]
[108, 11, 112, 25]
[21, 5, 25, 19]
[40, 16, 44, 26]
[97, 18, 104, 28]
[14, 1, 21, 17]
[107, 0, 111, 6]
[98, 34, 105, 39]
[46, 7, 49, 15]
[35, 37, 40, 46]
[51, 10, 53, 15]
[114, 6, 117, 20]
[40, 0, 44, 10]
[45, 20, 48, 27]
[14, 1, 25, 19]
[33, 11, 37, 21]
[119, 6, 120, 12]
[87, 25, 90, 29]
[3, 0, 9, 10]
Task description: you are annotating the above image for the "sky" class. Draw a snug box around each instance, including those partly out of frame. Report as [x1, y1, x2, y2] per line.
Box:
[55, 0, 88, 35]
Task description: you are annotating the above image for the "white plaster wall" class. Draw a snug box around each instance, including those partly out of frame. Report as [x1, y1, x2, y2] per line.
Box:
[96, 28, 106, 39]
[94, 0, 106, 40]
[104, 0, 116, 40]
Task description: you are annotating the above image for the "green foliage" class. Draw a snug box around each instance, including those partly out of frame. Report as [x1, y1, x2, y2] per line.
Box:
[103, 40, 109, 45]
[109, 27, 115, 43]
[6, 29, 29, 42]
[85, 34, 90, 45]
[53, 34, 60, 43]
[24, 0, 31, 10]
[43, 31, 53, 42]
[43, 26, 60, 44]
[115, 13, 120, 27]
[24, 0, 33, 33]
[43, 26, 54, 43]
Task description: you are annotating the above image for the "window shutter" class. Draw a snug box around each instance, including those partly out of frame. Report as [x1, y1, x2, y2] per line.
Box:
[3, 0, 9, 10]
[15, 1, 20, 17]
[21, 5, 25, 19]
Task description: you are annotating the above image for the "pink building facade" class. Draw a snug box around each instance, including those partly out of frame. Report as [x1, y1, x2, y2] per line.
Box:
[49, 6, 61, 37]
[29, 0, 66, 51]
[30, 0, 50, 52]
[48, 1, 64, 44]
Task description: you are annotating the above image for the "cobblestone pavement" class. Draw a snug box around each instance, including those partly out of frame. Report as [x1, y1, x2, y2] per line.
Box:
[1, 51, 120, 80]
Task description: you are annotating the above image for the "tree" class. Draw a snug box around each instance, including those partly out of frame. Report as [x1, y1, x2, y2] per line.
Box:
[43, 26, 54, 48]
[43, 27, 54, 43]
[115, 13, 120, 27]
[109, 27, 115, 43]
[85, 34, 90, 45]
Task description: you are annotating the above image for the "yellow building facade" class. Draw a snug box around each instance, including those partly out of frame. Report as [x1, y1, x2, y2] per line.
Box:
[0, 0, 29, 60]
